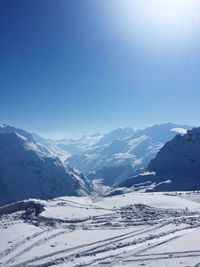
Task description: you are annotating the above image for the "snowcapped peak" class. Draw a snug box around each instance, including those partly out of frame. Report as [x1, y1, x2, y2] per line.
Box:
[170, 127, 188, 135]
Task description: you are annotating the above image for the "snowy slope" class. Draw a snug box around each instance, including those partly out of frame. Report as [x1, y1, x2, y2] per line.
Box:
[147, 127, 200, 191]
[31, 132, 105, 161]
[33, 124, 191, 187]
[120, 127, 200, 192]
[0, 124, 34, 141]
[66, 123, 191, 186]
[0, 126, 94, 206]
[0, 191, 200, 267]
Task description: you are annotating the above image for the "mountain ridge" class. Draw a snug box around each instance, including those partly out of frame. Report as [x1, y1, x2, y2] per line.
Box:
[0, 126, 94, 206]
[119, 127, 200, 193]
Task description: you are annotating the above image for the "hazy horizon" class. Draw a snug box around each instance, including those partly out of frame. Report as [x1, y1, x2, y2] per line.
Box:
[1, 121, 195, 140]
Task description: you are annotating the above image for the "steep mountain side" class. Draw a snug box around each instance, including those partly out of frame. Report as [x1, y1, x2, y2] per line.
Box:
[0, 124, 33, 141]
[120, 127, 200, 192]
[147, 127, 200, 191]
[0, 127, 94, 206]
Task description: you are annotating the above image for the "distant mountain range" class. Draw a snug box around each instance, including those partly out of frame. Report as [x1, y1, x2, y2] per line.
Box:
[33, 123, 191, 186]
[0, 124, 94, 206]
[1, 122, 198, 206]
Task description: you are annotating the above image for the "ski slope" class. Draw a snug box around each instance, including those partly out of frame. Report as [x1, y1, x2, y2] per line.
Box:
[0, 192, 200, 267]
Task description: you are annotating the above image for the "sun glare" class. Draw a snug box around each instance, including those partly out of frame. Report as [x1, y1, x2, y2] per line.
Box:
[113, 0, 200, 48]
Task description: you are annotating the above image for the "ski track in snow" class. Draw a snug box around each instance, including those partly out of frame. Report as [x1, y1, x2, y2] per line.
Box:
[69, 227, 198, 267]
[4, 229, 72, 265]
[1, 192, 200, 267]
[9, 225, 161, 267]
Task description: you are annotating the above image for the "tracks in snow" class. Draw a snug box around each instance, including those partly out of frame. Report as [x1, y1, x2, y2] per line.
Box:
[6, 225, 152, 267]
[8, 224, 197, 267]
[0, 228, 71, 266]
[72, 227, 200, 267]
[1, 200, 200, 267]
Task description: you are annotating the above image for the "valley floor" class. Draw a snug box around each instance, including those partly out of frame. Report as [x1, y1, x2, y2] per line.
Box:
[1, 192, 200, 267]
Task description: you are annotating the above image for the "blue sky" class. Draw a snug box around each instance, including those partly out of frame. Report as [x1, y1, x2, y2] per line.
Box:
[1, 0, 200, 138]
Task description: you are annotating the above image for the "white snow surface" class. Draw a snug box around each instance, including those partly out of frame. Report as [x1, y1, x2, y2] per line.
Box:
[170, 127, 188, 135]
[1, 191, 200, 267]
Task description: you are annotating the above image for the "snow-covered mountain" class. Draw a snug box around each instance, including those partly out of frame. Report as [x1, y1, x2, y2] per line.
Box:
[119, 127, 200, 192]
[65, 123, 191, 186]
[147, 127, 200, 191]
[0, 124, 34, 141]
[0, 125, 94, 206]
[31, 132, 105, 162]
[32, 123, 191, 187]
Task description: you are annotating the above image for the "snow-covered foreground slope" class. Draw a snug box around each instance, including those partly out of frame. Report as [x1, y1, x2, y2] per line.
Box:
[1, 192, 200, 267]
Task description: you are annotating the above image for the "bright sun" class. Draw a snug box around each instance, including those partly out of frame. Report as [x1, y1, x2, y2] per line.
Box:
[113, 0, 200, 48]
